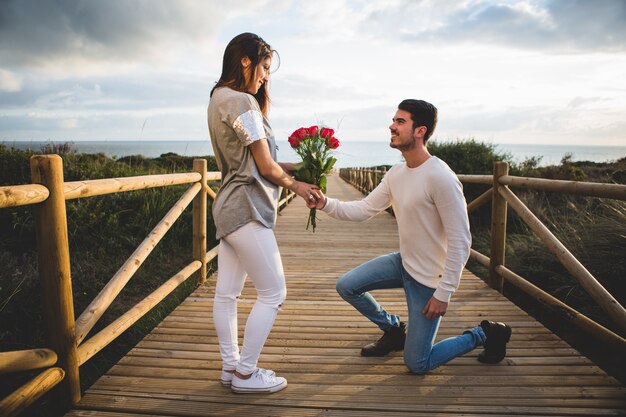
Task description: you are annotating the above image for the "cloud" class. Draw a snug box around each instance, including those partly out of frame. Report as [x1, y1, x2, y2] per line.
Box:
[360, 0, 626, 52]
[0, 71, 210, 111]
[0, 0, 268, 69]
[0, 69, 22, 92]
[567, 96, 611, 109]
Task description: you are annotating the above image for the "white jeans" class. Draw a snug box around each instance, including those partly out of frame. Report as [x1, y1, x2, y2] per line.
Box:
[213, 221, 287, 375]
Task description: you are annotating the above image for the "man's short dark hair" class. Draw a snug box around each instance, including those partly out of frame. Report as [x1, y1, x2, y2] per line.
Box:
[398, 99, 438, 143]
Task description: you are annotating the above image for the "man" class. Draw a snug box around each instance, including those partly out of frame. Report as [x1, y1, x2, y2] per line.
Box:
[311, 99, 511, 373]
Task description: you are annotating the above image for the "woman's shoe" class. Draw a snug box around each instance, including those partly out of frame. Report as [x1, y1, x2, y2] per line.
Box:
[231, 368, 287, 393]
[220, 369, 235, 386]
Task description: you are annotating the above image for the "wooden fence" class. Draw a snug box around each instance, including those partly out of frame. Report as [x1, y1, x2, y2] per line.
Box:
[0, 154, 294, 417]
[339, 163, 626, 351]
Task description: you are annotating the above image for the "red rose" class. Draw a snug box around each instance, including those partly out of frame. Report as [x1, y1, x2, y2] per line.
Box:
[288, 134, 301, 148]
[320, 127, 334, 139]
[327, 136, 340, 149]
[293, 127, 308, 140]
[307, 125, 318, 137]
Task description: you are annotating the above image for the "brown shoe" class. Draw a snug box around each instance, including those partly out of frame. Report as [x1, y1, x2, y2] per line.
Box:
[477, 320, 512, 364]
[361, 322, 406, 357]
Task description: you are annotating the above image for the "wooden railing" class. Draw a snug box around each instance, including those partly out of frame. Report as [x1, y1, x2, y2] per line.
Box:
[339, 163, 626, 351]
[0, 155, 295, 417]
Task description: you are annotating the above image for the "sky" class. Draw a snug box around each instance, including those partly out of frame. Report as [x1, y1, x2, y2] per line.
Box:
[1, 0, 625, 146]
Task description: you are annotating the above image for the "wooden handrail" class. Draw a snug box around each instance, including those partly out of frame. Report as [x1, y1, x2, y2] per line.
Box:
[457, 174, 493, 184]
[278, 189, 296, 209]
[0, 349, 57, 374]
[497, 184, 626, 332]
[495, 264, 626, 350]
[0, 184, 49, 208]
[499, 175, 626, 200]
[63, 172, 201, 200]
[1, 171, 223, 209]
[469, 249, 626, 350]
[77, 260, 201, 365]
[466, 187, 493, 214]
[205, 245, 219, 264]
[206, 183, 217, 200]
[74, 182, 201, 344]
[0, 367, 65, 417]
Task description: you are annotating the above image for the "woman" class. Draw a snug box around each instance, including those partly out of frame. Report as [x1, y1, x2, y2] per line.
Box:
[207, 33, 321, 394]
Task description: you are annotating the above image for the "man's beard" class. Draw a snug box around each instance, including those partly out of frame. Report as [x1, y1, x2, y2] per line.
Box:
[390, 135, 417, 151]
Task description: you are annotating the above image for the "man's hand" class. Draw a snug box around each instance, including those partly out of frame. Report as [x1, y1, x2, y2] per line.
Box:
[306, 191, 327, 209]
[422, 296, 448, 320]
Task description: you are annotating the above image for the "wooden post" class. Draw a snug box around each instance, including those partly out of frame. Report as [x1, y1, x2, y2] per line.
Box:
[193, 159, 208, 285]
[30, 155, 80, 408]
[366, 170, 373, 193]
[489, 161, 509, 293]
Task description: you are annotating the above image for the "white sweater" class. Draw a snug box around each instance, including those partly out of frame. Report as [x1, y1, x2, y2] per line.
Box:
[322, 157, 471, 302]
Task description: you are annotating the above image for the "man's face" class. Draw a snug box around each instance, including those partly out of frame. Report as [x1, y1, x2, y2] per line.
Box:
[389, 109, 418, 151]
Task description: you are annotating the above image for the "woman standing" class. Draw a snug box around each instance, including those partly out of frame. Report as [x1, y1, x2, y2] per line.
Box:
[208, 33, 320, 393]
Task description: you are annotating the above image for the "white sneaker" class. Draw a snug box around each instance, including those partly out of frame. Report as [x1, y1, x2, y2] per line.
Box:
[220, 369, 235, 386]
[231, 368, 287, 393]
[222, 368, 275, 386]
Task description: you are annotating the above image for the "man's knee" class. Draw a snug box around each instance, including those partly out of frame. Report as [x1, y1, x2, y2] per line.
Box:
[335, 272, 354, 298]
[404, 354, 430, 375]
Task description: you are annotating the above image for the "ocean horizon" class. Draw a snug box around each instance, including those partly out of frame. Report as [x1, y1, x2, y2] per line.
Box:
[3, 139, 625, 168]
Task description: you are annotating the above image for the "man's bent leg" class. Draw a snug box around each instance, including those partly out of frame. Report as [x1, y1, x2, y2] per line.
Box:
[335, 252, 404, 331]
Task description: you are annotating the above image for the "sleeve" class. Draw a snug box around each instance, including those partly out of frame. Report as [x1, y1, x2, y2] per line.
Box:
[224, 93, 266, 146]
[431, 171, 472, 303]
[322, 173, 392, 221]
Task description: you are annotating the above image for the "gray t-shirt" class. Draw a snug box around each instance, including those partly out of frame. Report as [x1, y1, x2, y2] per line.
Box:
[207, 87, 279, 239]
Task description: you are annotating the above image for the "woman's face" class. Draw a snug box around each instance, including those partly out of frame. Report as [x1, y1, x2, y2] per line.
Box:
[243, 56, 271, 94]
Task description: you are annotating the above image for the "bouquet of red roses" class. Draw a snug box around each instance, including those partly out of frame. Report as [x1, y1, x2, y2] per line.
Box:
[288, 125, 340, 232]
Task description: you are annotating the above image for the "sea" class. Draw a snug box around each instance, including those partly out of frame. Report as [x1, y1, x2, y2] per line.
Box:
[2, 140, 625, 168]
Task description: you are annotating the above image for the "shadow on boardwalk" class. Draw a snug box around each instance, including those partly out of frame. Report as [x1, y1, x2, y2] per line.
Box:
[66, 175, 626, 417]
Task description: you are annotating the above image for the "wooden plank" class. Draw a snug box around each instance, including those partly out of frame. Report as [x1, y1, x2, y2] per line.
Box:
[74, 392, 626, 416]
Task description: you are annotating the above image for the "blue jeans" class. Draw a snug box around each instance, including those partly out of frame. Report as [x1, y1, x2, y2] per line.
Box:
[336, 252, 486, 374]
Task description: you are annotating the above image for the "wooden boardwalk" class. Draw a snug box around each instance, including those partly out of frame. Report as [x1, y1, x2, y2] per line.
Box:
[66, 175, 626, 417]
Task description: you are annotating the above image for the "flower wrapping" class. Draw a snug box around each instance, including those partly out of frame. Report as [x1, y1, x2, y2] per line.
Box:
[288, 125, 340, 231]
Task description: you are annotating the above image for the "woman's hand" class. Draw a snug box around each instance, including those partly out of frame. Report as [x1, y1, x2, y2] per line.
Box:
[293, 181, 323, 205]
[278, 162, 297, 175]
[249, 140, 322, 204]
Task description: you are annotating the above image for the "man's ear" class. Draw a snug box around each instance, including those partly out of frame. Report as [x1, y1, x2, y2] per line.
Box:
[241, 56, 251, 68]
[413, 126, 427, 141]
